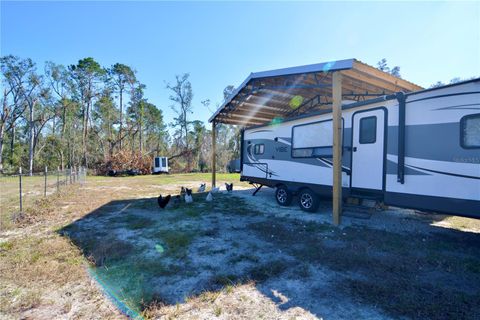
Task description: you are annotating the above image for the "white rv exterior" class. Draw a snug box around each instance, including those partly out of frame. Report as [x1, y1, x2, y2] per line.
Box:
[241, 79, 480, 217]
[153, 156, 169, 174]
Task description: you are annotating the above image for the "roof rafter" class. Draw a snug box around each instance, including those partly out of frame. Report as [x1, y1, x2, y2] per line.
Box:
[210, 58, 423, 126]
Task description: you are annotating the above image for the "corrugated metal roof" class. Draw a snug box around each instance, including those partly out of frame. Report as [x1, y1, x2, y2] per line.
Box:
[210, 58, 423, 126]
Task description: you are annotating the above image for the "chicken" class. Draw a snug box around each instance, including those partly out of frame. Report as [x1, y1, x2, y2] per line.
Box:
[225, 183, 233, 192]
[185, 188, 193, 203]
[198, 183, 206, 193]
[157, 194, 171, 209]
[211, 186, 220, 193]
[206, 192, 213, 202]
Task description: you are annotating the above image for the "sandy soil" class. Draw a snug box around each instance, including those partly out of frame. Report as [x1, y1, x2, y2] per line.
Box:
[1, 174, 479, 320]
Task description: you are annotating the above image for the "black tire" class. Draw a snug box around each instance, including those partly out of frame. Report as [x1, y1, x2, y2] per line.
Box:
[275, 185, 293, 206]
[298, 189, 320, 212]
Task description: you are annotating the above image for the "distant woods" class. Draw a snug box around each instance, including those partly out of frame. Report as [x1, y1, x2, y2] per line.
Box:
[3, 56, 470, 175]
[0, 56, 240, 175]
[376, 58, 402, 78]
[376, 58, 477, 88]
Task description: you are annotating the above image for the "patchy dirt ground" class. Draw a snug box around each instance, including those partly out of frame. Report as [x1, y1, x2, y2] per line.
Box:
[1, 174, 480, 320]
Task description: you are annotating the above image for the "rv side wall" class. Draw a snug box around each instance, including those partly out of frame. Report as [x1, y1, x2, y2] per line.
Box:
[241, 80, 480, 217]
[385, 81, 480, 215]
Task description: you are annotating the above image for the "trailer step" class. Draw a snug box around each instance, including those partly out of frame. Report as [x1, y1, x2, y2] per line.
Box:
[250, 183, 263, 196]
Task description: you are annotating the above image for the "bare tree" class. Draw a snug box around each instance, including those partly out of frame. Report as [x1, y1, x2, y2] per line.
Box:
[69, 57, 105, 167]
[108, 63, 136, 150]
[0, 56, 43, 175]
[0, 88, 22, 173]
[167, 74, 193, 170]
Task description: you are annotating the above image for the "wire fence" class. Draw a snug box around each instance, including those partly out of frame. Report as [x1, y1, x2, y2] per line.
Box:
[0, 166, 86, 225]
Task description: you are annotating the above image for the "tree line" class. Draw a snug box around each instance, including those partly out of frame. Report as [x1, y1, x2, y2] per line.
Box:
[3, 56, 469, 176]
[0, 56, 240, 175]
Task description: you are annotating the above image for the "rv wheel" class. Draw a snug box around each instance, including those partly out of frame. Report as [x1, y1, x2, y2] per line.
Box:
[298, 189, 320, 212]
[275, 185, 293, 206]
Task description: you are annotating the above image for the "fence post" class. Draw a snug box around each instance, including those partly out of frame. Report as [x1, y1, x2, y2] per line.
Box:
[44, 166, 48, 197]
[76, 166, 79, 183]
[69, 166, 72, 184]
[19, 167, 23, 213]
[57, 166, 60, 192]
[65, 167, 68, 185]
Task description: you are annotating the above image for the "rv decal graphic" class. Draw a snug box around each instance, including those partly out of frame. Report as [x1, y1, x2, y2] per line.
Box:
[316, 157, 351, 174]
[405, 164, 480, 180]
[277, 137, 292, 145]
[251, 129, 274, 134]
[432, 103, 480, 111]
[246, 144, 279, 177]
[386, 159, 429, 176]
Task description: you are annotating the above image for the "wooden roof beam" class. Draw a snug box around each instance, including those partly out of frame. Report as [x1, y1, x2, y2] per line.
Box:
[238, 101, 290, 113]
[341, 69, 406, 93]
[215, 116, 264, 126]
[352, 60, 423, 92]
[232, 106, 286, 118]
[223, 113, 273, 123]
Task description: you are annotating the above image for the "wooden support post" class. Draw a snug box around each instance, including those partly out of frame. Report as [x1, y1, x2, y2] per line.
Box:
[332, 72, 343, 226]
[44, 166, 47, 197]
[19, 167, 23, 213]
[211, 121, 217, 188]
[57, 166, 60, 192]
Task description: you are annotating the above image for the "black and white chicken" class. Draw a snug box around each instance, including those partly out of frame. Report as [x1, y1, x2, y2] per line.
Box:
[157, 194, 171, 209]
[185, 188, 193, 203]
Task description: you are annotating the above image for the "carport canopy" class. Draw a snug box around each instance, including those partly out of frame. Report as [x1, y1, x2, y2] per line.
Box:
[209, 58, 423, 225]
[209, 58, 422, 126]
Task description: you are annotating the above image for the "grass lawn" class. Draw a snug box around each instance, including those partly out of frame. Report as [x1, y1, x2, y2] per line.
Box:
[1, 173, 479, 319]
[1, 173, 69, 229]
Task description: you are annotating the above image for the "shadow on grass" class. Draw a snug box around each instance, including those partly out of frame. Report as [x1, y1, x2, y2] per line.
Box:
[58, 190, 480, 319]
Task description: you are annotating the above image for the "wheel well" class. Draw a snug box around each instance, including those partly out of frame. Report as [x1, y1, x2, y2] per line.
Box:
[276, 184, 310, 195]
[297, 186, 318, 196]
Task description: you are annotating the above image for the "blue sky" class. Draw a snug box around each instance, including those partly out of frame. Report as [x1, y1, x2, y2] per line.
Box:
[2, 1, 479, 126]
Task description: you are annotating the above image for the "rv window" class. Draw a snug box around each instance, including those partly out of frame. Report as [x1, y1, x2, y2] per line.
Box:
[254, 144, 265, 155]
[359, 116, 377, 144]
[292, 120, 333, 149]
[155, 158, 160, 167]
[291, 119, 341, 158]
[161, 157, 167, 167]
[461, 114, 480, 148]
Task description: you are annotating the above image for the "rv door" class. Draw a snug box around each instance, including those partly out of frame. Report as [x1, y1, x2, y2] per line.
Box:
[351, 108, 386, 191]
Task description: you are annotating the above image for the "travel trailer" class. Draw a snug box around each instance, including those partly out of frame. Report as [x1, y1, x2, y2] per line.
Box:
[240, 79, 480, 217]
[153, 156, 169, 174]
